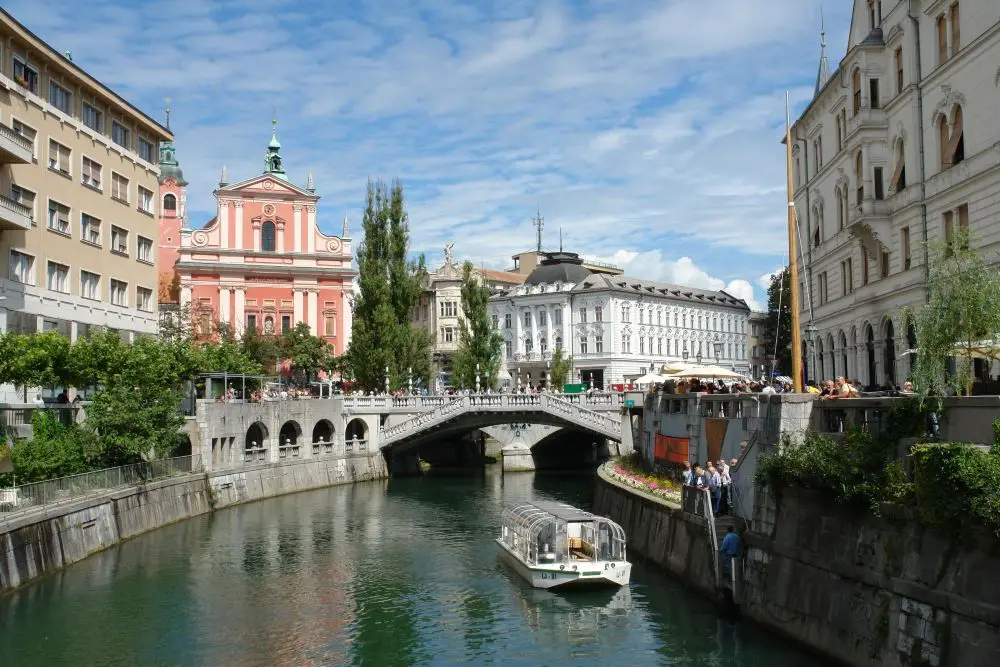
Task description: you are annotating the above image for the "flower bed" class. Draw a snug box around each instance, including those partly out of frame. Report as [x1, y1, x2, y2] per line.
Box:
[603, 460, 682, 505]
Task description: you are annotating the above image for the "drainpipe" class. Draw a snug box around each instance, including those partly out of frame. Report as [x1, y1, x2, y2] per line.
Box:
[908, 0, 930, 300]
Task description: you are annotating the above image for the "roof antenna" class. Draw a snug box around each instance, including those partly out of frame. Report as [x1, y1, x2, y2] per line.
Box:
[532, 206, 544, 253]
[559, 227, 563, 252]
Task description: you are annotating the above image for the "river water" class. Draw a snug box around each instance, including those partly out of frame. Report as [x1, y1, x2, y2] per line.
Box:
[0, 469, 821, 666]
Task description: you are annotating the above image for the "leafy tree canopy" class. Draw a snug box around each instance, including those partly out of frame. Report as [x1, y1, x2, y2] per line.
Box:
[451, 262, 503, 390]
[549, 344, 574, 390]
[910, 230, 1000, 398]
[760, 268, 791, 377]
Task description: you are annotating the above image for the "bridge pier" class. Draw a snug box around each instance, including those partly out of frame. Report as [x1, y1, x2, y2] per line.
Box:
[501, 442, 535, 473]
[386, 450, 422, 477]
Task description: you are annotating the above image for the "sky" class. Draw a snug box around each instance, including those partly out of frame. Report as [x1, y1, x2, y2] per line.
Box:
[9, 0, 853, 311]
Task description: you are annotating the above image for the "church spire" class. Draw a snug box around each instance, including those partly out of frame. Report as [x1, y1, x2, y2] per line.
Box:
[814, 9, 831, 97]
[306, 171, 315, 192]
[219, 164, 228, 188]
[342, 213, 350, 238]
[264, 109, 287, 180]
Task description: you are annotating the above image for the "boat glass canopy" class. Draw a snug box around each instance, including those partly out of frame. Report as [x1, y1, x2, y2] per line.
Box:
[499, 502, 627, 567]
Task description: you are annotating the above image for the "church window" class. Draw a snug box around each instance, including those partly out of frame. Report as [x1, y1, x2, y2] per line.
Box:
[163, 193, 176, 212]
[324, 314, 336, 336]
[262, 221, 276, 251]
[281, 314, 291, 333]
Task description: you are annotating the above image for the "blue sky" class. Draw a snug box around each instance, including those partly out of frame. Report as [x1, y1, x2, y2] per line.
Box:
[10, 0, 853, 310]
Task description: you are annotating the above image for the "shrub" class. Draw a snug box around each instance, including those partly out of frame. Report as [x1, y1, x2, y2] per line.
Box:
[911, 443, 1000, 541]
[2, 412, 95, 485]
[755, 429, 908, 514]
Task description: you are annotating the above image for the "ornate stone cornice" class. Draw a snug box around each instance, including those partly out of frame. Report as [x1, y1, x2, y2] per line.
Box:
[293, 204, 303, 212]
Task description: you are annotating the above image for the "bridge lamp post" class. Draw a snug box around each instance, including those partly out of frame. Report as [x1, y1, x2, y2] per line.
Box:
[682, 347, 689, 362]
[696, 351, 703, 365]
[713, 339, 723, 366]
[408, 367, 413, 393]
[384, 366, 390, 394]
[475, 363, 481, 394]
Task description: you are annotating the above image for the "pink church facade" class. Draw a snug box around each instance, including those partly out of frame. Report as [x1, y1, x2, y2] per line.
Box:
[175, 128, 355, 352]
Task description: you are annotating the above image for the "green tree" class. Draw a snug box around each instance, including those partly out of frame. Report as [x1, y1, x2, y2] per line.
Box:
[910, 229, 1000, 398]
[451, 262, 503, 390]
[1, 411, 93, 484]
[240, 326, 282, 374]
[0, 331, 72, 399]
[85, 384, 184, 463]
[760, 268, 791, 377]
[348, 178, 430, 391]
[280, 322, 335, 385]
[549, 344, 574, 389]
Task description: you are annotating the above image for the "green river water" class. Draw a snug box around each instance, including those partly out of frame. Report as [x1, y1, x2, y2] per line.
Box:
[0, 469, 823, 666]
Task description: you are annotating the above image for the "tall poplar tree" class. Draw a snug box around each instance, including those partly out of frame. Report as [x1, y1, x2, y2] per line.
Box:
[347, 179, 431, 391]
[761, 268, 792, 377]
[452, 262, 503, 390]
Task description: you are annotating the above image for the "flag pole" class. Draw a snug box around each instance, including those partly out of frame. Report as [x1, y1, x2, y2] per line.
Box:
[785, 92, 805, 393]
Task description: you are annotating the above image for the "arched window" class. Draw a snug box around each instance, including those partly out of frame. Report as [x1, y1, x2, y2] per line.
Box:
[852, 69, 862, 115]
[938, 115, 951, 170]
[261, 220, 276, 251]
[890, 139, 907, 192]
[949, 105, 965, 165]
[836, 187, 845, 231]
[163, 193, 177, 212]
[854, 151, 864, 204]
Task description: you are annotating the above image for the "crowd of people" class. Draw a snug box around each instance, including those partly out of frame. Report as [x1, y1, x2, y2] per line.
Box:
[681, 458, 738, 516]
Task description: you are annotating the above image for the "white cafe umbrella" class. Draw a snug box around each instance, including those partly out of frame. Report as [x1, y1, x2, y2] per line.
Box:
[633, 372, 668, 385]
[498, 368, 512, 381]
[669, 365, 744, 380]
[661, 361, 694, 374]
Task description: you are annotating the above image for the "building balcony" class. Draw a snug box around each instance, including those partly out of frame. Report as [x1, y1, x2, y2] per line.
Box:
[0, 193, 33, 231]
[847, 105, 888, 135]
[0, 121, 33, 164]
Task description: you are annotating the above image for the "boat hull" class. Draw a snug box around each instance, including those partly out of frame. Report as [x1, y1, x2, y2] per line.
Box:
[496, 538, 631, 589]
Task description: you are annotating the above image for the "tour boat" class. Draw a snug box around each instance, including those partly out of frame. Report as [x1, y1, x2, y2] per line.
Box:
[496, 501, 632, 589]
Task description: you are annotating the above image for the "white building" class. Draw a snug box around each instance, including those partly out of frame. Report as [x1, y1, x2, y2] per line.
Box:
[489, 251, 751, 389]
[791, 0, 1000, 388]
[414, 249, 525, 388]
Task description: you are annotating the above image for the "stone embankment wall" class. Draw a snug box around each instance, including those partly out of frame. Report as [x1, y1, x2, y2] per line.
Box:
[0, 454, 387, 595]
[595, 470, 1000, 667]
[593, 467, 718, 597]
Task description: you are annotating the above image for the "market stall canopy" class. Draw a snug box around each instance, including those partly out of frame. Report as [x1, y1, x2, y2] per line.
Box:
[669, 365, 744, 380]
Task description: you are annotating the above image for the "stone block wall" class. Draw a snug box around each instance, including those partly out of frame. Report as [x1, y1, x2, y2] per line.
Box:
[743, 487, 1000, 667]
[0, 453, 388, 596]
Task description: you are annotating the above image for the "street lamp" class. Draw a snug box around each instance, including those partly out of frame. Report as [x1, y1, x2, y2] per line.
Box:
[696, 351, 703, 365]
[475, 362, 481, 394]
[384, 366, 390, 394]
[408, 367, 413, 393]
[682, 347, 689, 362]
[713, 339, 723, 365]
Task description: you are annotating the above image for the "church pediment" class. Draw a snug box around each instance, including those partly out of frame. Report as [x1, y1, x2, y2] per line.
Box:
[219, 174, 315, 198]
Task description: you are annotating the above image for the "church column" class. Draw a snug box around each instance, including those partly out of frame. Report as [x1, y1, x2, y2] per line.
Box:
[307, 206, 317, 253]
[342, 288, 353, 352]
[307, 290, 318, 333]
[276, 221, 286, 253]
[293, 288, 304, 326]
[252, 220, 261, 252]
[219, 286, 231, 325]
[530, 308, 538, 356]
[219, 200, 230, 249]
[234, 202, 244, 249]
[293, 205, 303, 253]
[235, 288, 246, 331]
[180, 281, 192, 308]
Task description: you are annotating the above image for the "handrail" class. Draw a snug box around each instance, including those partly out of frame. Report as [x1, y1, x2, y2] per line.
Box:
[0, 454, 203, 519]
[682, 484, 720, 587]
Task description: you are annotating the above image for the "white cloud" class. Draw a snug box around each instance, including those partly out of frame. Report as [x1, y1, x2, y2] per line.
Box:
[3, 0, 849, 293]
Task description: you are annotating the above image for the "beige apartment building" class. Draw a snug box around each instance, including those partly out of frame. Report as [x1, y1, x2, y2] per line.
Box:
[0, 8, 172, 349]
[791, 0, 1000, 389]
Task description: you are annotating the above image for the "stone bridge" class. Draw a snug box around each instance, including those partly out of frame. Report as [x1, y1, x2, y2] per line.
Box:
[186, 392, 628, 476]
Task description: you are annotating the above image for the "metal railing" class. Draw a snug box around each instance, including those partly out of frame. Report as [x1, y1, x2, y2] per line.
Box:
[682, 484, 720, 587]
[0, 454, 203, 516]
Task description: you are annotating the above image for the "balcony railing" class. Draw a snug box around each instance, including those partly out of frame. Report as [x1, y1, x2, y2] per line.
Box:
[0, 193, 33, 231]
[0, 121, 32, 163]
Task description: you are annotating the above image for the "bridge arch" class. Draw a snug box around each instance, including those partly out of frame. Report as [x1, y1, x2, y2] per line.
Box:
[246, 421, 268, 450]
[279, 420, 302, 447]
[312, 419, 334, 444]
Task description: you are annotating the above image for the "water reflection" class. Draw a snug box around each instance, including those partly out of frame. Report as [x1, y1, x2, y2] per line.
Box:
[0, 469, 822, 666]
